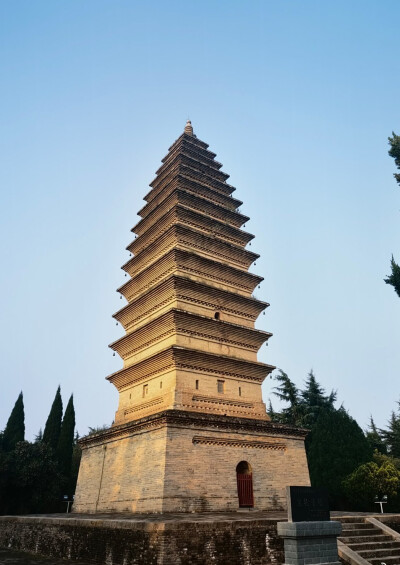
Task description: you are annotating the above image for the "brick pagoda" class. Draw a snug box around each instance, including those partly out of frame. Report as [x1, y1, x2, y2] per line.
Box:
[73, 122, 310, 513]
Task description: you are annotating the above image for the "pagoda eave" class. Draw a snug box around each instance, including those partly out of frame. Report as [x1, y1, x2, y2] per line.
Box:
[106, 345, 275, 389]
[79, 410, 307, 448]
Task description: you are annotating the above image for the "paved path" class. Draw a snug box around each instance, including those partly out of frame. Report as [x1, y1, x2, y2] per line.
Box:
[4, 509, 381, 524]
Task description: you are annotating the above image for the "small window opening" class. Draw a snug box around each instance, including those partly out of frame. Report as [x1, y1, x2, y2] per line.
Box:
[217, 380, 225, 394]
[160, 381, 163, 389]
[239, 387, 242, 397]
[129, 393, 131, 400]
[214, 312, 220, 320]
[195, 379, 199, 390]
[142, 384, 148, 398]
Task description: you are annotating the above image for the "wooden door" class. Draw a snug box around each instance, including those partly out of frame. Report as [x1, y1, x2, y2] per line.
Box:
[237, 473, 254, 507]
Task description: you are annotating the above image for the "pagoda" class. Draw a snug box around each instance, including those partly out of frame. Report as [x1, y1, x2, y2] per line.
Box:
[73, 122, 310, 514]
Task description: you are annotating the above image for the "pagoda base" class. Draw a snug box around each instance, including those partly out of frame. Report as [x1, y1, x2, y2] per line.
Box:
[73, 410, 310, 514]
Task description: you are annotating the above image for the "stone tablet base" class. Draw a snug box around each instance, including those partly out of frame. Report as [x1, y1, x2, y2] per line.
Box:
[277, 521, 342, 565]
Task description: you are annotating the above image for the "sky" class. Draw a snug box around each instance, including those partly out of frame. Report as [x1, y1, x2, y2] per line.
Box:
[0, 0, 399, 440]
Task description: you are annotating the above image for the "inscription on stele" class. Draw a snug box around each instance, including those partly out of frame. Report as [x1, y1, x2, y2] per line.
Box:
[287, 486, 330, 522]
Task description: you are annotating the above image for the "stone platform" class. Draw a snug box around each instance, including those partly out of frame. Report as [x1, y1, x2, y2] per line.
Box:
[1, 511, 399, 565]
[0, 511, 286, 565]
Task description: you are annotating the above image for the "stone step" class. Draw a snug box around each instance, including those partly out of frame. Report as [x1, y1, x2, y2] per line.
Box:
[337, 517, 373, 523]
[369, 556, 400, 565]
[339, 534, 394, 544]
[342, 523, 378, 530]
[348, 540, 400, 552]
[359, 546, 400, 559]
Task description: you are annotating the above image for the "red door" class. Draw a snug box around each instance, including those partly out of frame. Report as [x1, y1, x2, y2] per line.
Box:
[237, 473, 254, 507]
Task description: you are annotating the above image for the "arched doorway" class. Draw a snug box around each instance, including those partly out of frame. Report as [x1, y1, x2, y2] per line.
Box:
[236, 461, 254, 508]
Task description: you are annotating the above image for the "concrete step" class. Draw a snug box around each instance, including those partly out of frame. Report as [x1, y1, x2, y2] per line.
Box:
[339, 533, 392, 544]
[342, 522, 376, 530]
[369, 556, 400, 565]
[335, 517, 369, 523]
[359, 546, 400, 559]
[348, 540, 400, 552]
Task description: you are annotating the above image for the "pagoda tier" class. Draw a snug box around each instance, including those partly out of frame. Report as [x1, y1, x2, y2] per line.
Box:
[113, 275, 268, 331]
[117, 248, 264, 301]
[107, 346, 274, 423]
[122, 225, 259, 276]
[138, 175, 243, 218]
[135, 189, 249, 235]
[109, 121, 274, 425]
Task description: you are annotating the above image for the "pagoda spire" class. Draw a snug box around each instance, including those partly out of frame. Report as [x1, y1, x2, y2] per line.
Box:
[184, 119, 193, 136]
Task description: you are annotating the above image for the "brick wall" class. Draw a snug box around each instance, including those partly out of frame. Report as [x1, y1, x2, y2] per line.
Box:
[0, 516, 284, 565]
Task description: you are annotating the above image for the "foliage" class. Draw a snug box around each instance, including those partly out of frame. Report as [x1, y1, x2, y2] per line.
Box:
[301, 370, 336, 429]
[0, 441, 63, 514]
[69, 438, 82, 498]
[384, 255, 400, 298]
[42, 386, 63, 450]
[2, 392, 25, 452]
[307, 407, 372, 508]
[271, 370, 370, 508]
[388, 131, 400, 185]
[87, 424, 110, 436]
[57, 395, 76, 478]
[366, 416, 387, 454]
[386, 132, 400, 297]
[343, 457, 400, 511]
[380, 404, 400, 458]
[0, 388, 80, 515]
[272, 370, 302, 425]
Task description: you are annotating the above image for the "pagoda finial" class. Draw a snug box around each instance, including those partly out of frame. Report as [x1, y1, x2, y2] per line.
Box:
[184, 120, 193, 136]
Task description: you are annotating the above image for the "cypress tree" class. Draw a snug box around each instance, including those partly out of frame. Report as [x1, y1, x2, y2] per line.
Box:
[381, 409, 400, 458]
[2, 392, 25, 451]
[384, 255, 400, 298]
[307, 407, 372, 508]
[366, 416, 387, 454]
[386, 133, 400, 297]
[388, 131, 400, 185]
[57, 395, 76, 478]
[301, 370, 336, 428]
[42, 386, 63, 450]
[273, 370, 302, 425]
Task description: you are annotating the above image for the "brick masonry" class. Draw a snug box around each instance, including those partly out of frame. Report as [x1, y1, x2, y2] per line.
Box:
[73, 411, 310, 513]
[0, 515, 285, 565]
[277, 521, 342, 565]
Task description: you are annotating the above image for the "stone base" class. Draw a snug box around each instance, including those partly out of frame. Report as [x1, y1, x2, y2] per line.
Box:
[73, 410, 310, 513]
[277, 521, 342, 565]
[0, 513, 285, 565]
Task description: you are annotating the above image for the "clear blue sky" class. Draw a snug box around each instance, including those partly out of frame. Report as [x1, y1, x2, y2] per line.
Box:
[1, 1, 399, 439]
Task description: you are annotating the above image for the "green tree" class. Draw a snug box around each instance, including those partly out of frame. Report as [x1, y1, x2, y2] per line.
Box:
[2, 392, 25, 452]
[307, 407, 372, 508]
[385, 132, 400, 297]
[344, 458, 400, 511]
[272, 370, 302, 425]
[388, 131, 400, 185]
[4, 441, 63, 514]
[381, 407, 400, 458]
[384, 255, 400, 298]
[42, 386, 63, 450]
[366, 416, 387, 454]
[69, 433, 82, 497]
[301, 370, 336, 428]
[57, 395, 76, 478]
